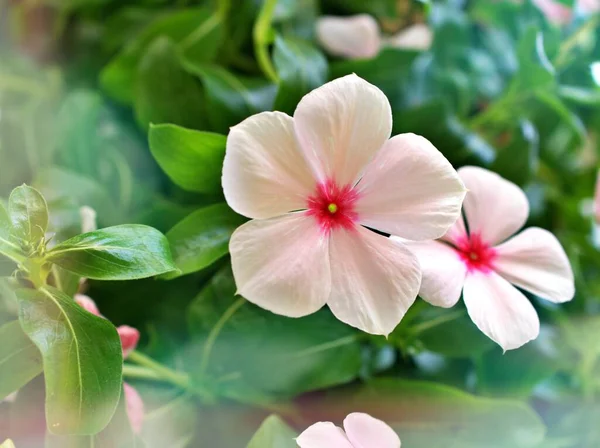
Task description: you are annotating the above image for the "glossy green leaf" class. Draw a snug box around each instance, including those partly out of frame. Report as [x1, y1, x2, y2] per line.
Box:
[186, 266, 362, 398]
[46, 225, 177, 281]
[273, 35, 328, 114]
[0, 202, 24, 264]
[100, 8, 222, 104]
[182, 62, 277, 133]
[8, 185, 48, 246]
[164, 203, 245, 279]
[247, 415, 297, 448]
[0, 320, 43, 401]
[148, 123, 226, 194]
[17, 286, 122, 435]
[134, 37, 207, 130]
[332, 378, 546, 447]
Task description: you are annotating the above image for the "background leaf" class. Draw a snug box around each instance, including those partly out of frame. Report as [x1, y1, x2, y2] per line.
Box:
[246, 415, 297, 448]
[8, 185, 48, 246]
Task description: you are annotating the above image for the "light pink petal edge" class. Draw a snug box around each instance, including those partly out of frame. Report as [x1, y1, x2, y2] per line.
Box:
[124, 383, 145, 435]
[387, 23, 433, 51]
[296, 422, 354, 448]
[316, 15, 381, 59]
[75, 294, 101, 316]
[344, 412, 401, 448]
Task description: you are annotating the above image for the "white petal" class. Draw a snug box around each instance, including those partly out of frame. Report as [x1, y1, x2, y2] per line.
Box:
[296, 422, 354, 448]
[463, 270, 540, 351]
[230, 214, 330, 317]
[494, 227, 575, 303]
[316, 15, 381, 59]
[344, 413, 401, 448]
[387, 24, 433, 51]
[398, 238, 467, 308]
[223, 111, 316, 219]
[459, 166, 529, 246]
[441, 213, 468, 246]
[328, 227, 421, 336]
[355, 134, 466, 240]
[293, 74, 392, 187]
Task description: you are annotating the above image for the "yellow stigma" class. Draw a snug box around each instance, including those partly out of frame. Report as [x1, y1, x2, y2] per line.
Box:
[328, 203, 338, 214]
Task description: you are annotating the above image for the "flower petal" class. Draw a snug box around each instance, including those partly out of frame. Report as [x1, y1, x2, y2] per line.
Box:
[328, 227, 421, 336]
[533, 0, 573, 25]
[75, 294, 100, 316]
[230, 214, 330, 317]
[463, 270, 540, 351]
[118, 325, 140, 359]
[344, 413, 401, 448]
[124, 383, 145, 435]
[494, 227, 574, 303]
[355, 134, 466, 240]
[398, 238, 467, 308]
[223, 111, 316, 219]
[296, 422, 354, 448]
[459, 166, 529, 246]
[293, 74, 392, 186]
[387, 24, 433, 51]
[316, 15, 381, 59]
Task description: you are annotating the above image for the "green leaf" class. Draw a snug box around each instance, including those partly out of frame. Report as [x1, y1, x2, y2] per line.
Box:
[134, 37, 207, 130]
[247, 415, 297, 448]
[8, 185, 48, 246]
[331, 378, 546, 447]
[186, 266, 362, 398]
[0, 202, 24, 264]
[164, 203, 245, 279]
[100, 8, 222, 104]
[491, 120, 539, 186]
[46, 225, 177, 281]
[182, 62, 277, 133]
[148, 123, 226, 194]
[0, 320, 43, 401]
[273, 35, 327, 114]
[17, 286, 122, 435]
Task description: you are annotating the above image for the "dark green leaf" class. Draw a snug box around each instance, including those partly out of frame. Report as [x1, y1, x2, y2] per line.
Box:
[491, 120, 539, 186]
[0, 320, 43, 400]
[148, 123, 226, 194]
[100, 8, 222, 104]
[17, 286, 122, 435]
[46, 225, 177, 281]
[8, 185, 48, 246]
[164, 203, 245, 279]
[134, 37, 207, 130]
[182, 62, 277, 133]
[273, 35, 328, 114]
[186, 266, 362, 398]
[247, 415, 297, 448]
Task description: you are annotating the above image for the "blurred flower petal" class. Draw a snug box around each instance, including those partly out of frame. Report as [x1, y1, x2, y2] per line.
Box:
[75, 294, 101, 316]
[344, 412, 401, 448]
[297, 422, 354, 448]
[387, 24, 433, 51]
[118, 325, 140, 359]
[316, 15, 381, 59]
[124, 383, 144, 435]
[533, 0, 573, 25]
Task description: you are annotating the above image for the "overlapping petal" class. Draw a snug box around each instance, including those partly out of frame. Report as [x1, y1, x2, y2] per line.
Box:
[328, 227, 421, 336]
[355, 134, 466, 240]
[293, 74, 392, 186]
[316, 15, 381, 59]
[296, 422, 354, 448]
[229, 213, 330, 317]
[344, 413, 401, 448]
[459, 166, 529, 246]
[463, 270, 540, 351]
[223, 111, 316, 219]
[494, 227, 575, 303]
[399, 239, 467, 308]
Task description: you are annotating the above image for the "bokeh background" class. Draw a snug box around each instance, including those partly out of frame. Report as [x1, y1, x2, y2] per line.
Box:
[1, 0, 600, 447]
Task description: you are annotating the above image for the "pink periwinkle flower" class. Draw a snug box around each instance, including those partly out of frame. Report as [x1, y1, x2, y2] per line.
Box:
[222, 74, 466, 336]
[75, 294, 145, 433]
[399, 167, 575, 350]
[316, 15, 432, 60]
[533, 0, 573, 25]
[297, 412, 400, 448]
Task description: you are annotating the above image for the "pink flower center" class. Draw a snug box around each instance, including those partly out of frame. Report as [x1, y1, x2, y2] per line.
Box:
[307, 179, 359, 234]
[455, 233, 497, 273]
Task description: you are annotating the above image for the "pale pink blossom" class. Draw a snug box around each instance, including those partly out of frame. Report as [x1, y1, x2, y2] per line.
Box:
[578, 0, 600, 14]
[75, 294, 145, 433]
[316, 15, 432, 60]
[297, 412, 400, 448]
[399, 167, 575, 351]
[533, 0, 573, 25]
[223, 74, 466, 336]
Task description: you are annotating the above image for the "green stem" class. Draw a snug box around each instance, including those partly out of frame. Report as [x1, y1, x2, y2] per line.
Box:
[554, 16, 600, 69]
[199, 297, 246, 376]
[253, 0, 279, 83]
[128, 351, 192, 391]
[411, 310, 464, 334]
[217, 0, 231, 22]
[123, 364, 163, 382]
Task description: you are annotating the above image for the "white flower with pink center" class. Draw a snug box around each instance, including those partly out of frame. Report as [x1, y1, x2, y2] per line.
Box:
[222, 74, 466, 336]
[297, 412, 400, 448]
[400, 167, 575, 350]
